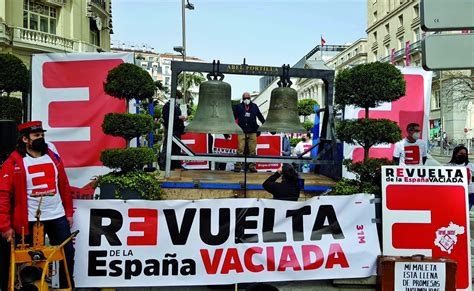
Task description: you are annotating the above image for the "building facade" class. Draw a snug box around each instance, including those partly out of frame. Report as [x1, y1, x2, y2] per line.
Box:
[0, 0, 113, 66]
[366, 0, 474, 144]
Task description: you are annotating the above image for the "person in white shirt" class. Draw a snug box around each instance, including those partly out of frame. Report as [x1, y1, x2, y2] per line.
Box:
[293, 133, 312, 172]
[393, 123, 427, 166]
[446, 145, 474, 210]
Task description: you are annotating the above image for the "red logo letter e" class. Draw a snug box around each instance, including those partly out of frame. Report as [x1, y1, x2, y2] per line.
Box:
[127, 209, 158, 246]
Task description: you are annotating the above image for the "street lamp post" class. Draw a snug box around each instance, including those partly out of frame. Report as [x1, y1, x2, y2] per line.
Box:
[180, 0, 194, 103]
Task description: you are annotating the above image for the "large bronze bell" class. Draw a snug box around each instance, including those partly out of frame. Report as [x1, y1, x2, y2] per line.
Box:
[259, 87, 307, 133]
[185, 80, 243, 134]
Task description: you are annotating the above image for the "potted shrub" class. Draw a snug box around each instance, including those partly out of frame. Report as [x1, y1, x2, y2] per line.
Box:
[334, 62, 406, 195]
[94, 63, 163, 200]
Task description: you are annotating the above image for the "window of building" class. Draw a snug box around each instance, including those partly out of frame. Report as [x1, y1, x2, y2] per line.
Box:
[373, 11, 378, 22]
[373, 50, 378, 62]
[413, 28, 420, 42]
[398, 36, 404, 49]
[385, 44, 390, 56]
[373, 31, 378, 41]
[398, 14, 404, 26]
[432, 90, 441, 109]
[413, 4, 419, 18]
[23, 0, 57, 34]
[385, 23, 390, 35]
[89, 18, 101, 46]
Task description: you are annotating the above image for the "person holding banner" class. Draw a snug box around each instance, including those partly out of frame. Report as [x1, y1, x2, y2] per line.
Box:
[446, 145, 474, 209]
[393, 123, 427, 166]
[0, 121, 75, 288]
[262, 164, 300, 201]
[232, 92, 265, 173]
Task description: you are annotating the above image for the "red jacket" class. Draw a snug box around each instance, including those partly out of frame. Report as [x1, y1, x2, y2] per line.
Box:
[0, 149, 74, 235]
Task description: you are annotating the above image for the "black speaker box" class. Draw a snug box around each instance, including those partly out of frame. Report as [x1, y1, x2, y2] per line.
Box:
[0, 120, 18, 159]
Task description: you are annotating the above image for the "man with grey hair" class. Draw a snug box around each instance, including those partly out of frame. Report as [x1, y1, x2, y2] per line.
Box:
[232, 92, 265, 172]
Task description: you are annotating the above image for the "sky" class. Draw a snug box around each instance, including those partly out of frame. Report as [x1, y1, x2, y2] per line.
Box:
[112, 0, 367, 100]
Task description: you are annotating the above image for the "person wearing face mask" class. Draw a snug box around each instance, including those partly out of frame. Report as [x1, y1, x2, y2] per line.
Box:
[232, 92, 265, 173]
[446, 145, 474, 210]
[393, 123, 427, 166]
[0, 121, 75, 288]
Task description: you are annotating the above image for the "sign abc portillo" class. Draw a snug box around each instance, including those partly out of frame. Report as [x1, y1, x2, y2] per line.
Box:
[73, 195, 380, 287]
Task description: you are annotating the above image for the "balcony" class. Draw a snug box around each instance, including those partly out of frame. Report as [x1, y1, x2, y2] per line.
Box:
[379, 55, 391, 63]
[73, 41, 101, 53]
[40, 0, 66, 7]
[90, 0, 107, 12]
[409, 40, 421, 54]
[12, 27, 75, 52]
[0, 22, 12, 45]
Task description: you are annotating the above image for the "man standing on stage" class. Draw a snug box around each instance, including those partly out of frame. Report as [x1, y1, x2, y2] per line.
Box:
[232, 92, 265, 172]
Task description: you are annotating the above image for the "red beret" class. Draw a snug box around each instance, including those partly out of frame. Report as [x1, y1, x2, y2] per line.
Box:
[17, 121, 47, 135]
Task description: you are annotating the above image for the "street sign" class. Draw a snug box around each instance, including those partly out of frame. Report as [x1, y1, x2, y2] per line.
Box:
[422, 33, 474, 70]
[421, 0, 474, 31]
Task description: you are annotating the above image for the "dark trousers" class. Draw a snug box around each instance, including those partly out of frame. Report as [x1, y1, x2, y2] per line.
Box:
[3, 216, 75, 289]
[0, 237, 9, 291]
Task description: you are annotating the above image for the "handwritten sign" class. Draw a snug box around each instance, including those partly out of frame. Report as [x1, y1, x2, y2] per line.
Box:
[394, 262, 446, 291]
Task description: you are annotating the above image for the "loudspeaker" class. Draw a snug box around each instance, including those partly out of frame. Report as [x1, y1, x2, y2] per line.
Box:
[0, 120, 18, 162]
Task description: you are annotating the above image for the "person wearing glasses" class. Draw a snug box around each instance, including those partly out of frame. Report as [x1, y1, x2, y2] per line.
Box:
[393, 123, 427, 166]
[232, 92, 265, 173]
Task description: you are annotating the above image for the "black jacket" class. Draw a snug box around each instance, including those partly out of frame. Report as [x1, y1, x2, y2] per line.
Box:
[233, 102, 265, 134]
[162, 101, 185, 135]
[262, 172, 300, 201]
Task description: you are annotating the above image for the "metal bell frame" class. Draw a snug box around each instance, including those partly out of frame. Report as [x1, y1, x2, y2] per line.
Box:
[164, 60, 339, 178]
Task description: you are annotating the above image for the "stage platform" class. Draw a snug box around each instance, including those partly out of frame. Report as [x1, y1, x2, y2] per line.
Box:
[159, 169, 336, 200]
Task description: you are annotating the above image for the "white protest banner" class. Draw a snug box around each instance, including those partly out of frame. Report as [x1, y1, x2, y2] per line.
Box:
[382, 166, 472, 290]
[31, 53, 134, 199]
[72, 195, 380, 287]
[394, 262, 446, 291]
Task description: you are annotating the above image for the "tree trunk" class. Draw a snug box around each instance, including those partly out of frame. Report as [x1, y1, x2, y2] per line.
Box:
[365, 107, 369, 119]
[364, 146, 370, 161]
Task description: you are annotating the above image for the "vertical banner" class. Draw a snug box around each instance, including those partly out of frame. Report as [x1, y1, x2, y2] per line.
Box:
[405, 41, 410, 67]
[181, 133, 209, 169]
[343, 68, 432, 176]
[31, 53, 134, 199]
[391, 48, 395, 64]
[382, 166, 471, 290]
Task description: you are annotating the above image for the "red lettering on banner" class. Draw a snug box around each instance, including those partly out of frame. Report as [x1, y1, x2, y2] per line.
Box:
[396, 168, 403, 177]
[266, 246, 276, 271]
[221, 248, 244, 274]
[200, 248, 223, 275]
[325, 243, 349, 269]
[181, 133, 209, 168]
[29, 163, 56, 195]
[43, 60, 126, 168]
[127, 209, 158, 246]
[387, 184, 469, 289]
[277, 245, 302, 271]
[244, 247, 264, 273]
[403, 145, 420, 164]
[302, 245, 324, 270]
[352, 75, 425, 161]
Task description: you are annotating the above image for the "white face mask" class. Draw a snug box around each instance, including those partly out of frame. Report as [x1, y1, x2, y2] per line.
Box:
[412, 132, 420, 140]
[243, 99, 251, 105]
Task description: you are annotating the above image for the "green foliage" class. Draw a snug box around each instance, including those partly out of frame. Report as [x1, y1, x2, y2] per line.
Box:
[337, 118, 402, 151]
[334, 178, 380, 195]
[94, 170, 163, 200]
[298, 99, 319, 117]
[290, 137, 302, 147]
[101, 148, 155, 172]
[0, 97, 22, 123]
[302, 121, 314, 132]
[335, 62, 406, 112]
[154, 105, 162, 120]
[344, 158, 391, 186]
[102, 113, 153, 141]
[0, 54, 29, 96]
[104, 63, 155, 101]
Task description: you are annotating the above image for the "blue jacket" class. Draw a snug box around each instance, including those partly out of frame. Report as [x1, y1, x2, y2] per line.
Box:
[233, 102, 265, 134]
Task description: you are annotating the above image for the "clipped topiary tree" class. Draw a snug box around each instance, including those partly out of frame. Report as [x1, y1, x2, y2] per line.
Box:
[335, 62, 406, 195]
[0, 97, 22, 124]
[95, 63, 163, 200]
[298, 99, 319, 121]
